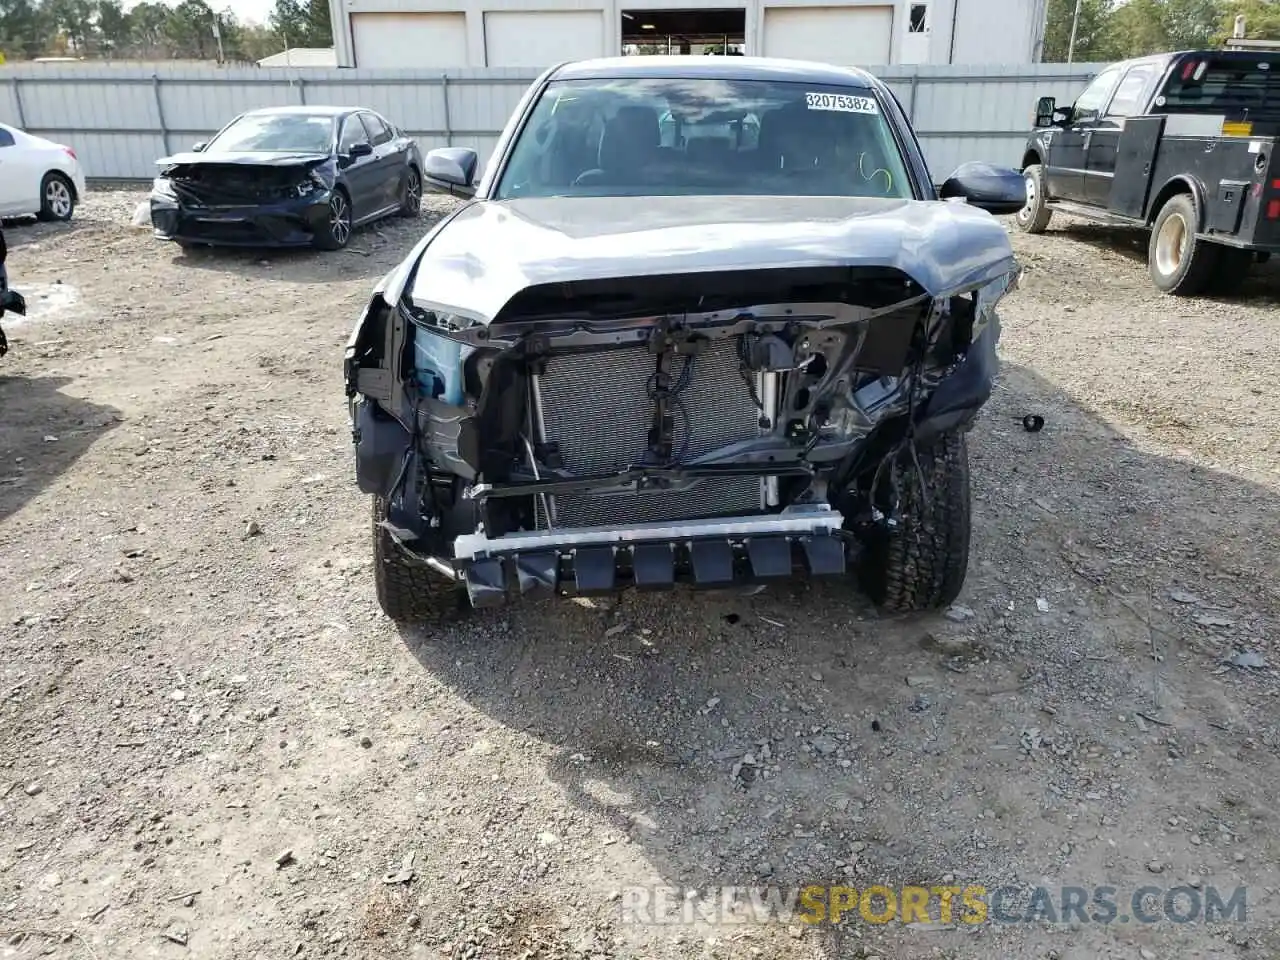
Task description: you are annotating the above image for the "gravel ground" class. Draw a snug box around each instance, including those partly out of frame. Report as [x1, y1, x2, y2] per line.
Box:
[1, 190, 1278, 960]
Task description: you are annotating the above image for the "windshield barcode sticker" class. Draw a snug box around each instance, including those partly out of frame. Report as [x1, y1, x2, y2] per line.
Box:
[804, 92, 879, 114]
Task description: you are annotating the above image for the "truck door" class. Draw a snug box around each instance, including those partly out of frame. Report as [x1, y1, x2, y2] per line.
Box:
[1085, 62, 1162, 207]
[1048, 66, 1122, 203]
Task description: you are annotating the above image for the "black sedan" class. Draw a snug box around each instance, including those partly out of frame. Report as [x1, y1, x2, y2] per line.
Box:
[149, 106, 424, 250]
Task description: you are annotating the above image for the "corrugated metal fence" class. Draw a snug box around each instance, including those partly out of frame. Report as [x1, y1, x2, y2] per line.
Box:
[0, 61, 1103, 182]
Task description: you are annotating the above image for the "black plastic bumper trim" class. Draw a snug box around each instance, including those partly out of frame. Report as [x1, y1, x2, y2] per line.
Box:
[573, 547, 617, 594]
[632, 543, 675, 590]
[447, 530, 853, 608]
[689, 539, 735, 586]
[464, 558, 506, 608]
[513, 552, 557, 599]
[746, 536, 794, 578]
[801, 535, 847, 576]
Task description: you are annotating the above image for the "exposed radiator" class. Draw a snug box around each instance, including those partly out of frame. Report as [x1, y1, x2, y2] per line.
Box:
[536, 340, 765, 528]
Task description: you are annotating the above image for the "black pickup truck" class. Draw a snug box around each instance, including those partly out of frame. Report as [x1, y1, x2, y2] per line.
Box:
[1017, 48, 1280, 295]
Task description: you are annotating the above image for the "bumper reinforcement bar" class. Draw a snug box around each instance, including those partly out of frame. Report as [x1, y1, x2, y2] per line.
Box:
[454, 505, 843, 559]
[450, 506, 850, 608]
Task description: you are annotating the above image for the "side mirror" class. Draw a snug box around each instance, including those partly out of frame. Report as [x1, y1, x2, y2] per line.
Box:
[1034, 96, 1056, 128]
[348, 142, 373, 159]
[939, 161, 1026, 216]
[424, 147, 479, 199]
[191, 141, 208, 152]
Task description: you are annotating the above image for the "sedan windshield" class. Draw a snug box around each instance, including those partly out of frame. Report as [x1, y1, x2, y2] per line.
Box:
[495, 77, 913, 200]
[207, 114, 335, 153]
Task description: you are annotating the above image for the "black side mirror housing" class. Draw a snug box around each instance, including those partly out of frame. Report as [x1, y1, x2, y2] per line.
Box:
[939, 161, 1026, 216]
[424, 147, 479, 199]
[191, 141, 207, 153]
[348, 142, 374, 159]
[1034, 95, 1057, 128]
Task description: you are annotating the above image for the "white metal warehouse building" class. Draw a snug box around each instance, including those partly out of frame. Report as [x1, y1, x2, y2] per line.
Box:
[329, 0, 1049, 69]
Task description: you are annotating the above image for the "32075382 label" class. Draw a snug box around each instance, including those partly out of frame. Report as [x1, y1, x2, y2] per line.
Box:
[804, 92, 880, 114]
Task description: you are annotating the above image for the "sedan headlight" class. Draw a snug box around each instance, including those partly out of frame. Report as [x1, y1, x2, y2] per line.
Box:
[296, 171, 330, 198]
[151, 177, 177, 200]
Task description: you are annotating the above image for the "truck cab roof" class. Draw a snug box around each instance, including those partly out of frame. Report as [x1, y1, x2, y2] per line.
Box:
[1106, 48, 1280, 71]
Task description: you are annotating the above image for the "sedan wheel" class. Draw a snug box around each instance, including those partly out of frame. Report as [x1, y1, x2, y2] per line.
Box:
[330, 194, 352, 246]
[399, 168, 422, 217]
[316, 192, 353, 250]
[38, 174, 75, 222]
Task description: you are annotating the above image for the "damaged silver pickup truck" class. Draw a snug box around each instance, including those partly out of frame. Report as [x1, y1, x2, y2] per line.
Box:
[344, 56, 1024, 618]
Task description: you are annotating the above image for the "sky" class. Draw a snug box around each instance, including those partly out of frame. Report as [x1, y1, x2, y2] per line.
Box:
[123, 0, 277, 28]
[218, 0, 275, 26]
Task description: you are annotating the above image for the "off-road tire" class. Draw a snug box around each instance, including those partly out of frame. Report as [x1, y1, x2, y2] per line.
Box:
[1148, 193, 1218, 295]
[859, 431, 972, 614]
[1014, 164, 1052, 234]
[398, 167, 422, 217]
[37, 172, 75, 222]
[372, 496, 464, 623]
[314, 189, 352, 251]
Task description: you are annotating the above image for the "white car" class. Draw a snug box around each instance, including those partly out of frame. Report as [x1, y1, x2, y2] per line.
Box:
[0, 122, 86, 222]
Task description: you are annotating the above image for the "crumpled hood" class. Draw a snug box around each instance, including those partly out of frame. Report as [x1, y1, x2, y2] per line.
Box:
[157, 151, 331, 169]
[402, 195, 1018, 325]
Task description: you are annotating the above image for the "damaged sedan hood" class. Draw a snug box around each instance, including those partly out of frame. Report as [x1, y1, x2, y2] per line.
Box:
[404, 195, 1018, 325]
[157, 150, 331, 170]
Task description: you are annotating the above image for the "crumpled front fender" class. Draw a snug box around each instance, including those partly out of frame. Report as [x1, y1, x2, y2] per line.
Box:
[914, 268, 1017, 442]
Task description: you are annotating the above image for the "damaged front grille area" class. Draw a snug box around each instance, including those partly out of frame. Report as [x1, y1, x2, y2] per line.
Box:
[535, 340, 767, 527]
[167, 164, 323, 206]
[389, 265, 995, 573]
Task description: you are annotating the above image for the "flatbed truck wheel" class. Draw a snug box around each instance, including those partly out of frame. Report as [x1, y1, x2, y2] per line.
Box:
[1014, 164, 1052, 234]
[1148, 193, 1218, 296]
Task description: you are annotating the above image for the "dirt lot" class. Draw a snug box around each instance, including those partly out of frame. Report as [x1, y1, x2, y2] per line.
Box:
[1, 190, 1278, 960]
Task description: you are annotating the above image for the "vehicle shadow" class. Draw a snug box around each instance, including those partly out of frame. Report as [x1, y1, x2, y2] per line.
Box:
[0, 374, 121, 524]
[392, 361, 1280, 957]
[1053, 220, 1280, 297]
[1, 215, 93, 251]
[164, 208, 449, 286]
[1053, 220, 1148, 263]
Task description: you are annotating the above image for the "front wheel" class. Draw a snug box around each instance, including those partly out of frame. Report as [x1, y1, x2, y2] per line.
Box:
[372, 496, 464, 623]
[856, 431, 972, 614]
[37, 173, 75, 222]
[1014, 164, 1052, 234]
[314, 191, 352, 250]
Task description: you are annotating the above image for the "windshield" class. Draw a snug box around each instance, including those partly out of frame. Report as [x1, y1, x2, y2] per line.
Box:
[207, 113, 335, 153]
[495, 77, 913, 200]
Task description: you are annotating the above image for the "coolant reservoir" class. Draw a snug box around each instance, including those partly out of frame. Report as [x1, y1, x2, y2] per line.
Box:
[412, 325, 473, 405]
